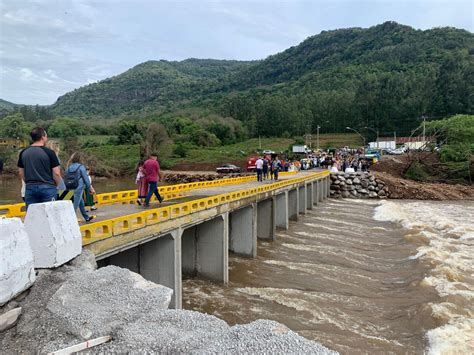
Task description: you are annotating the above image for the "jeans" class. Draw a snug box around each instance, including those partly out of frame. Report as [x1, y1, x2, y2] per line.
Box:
[73, 186, 90, 221]
[256, 168, 262, 182]
[145, 181, 163, 205]
[274, 170, 279, 180]
[25, 184, 57, 209]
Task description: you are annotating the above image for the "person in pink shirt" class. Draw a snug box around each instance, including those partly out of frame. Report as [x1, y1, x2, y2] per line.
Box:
[143, 153, 164, 207]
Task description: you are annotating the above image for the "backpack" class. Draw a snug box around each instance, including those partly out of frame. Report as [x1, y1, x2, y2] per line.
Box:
[64, 165, 82, 190]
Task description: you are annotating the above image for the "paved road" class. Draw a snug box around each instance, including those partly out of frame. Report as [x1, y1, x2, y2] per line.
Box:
[80, 172, 314, 224]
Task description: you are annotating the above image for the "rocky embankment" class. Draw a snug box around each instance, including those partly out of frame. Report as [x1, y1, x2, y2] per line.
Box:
[0, 251, 335, 354]
[330, 172, 390, 199]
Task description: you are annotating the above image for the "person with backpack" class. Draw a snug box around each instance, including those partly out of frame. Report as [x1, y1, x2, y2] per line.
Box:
[272, 157, 282, 181]
[65, 152, 95, 222]
[18, 127, 62, 208]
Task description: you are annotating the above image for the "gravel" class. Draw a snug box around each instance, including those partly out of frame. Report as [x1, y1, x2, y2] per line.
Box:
[1, 252, 337, 354]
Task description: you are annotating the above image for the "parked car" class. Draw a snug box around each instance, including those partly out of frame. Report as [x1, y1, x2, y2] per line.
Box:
[216, 164, 241, 174]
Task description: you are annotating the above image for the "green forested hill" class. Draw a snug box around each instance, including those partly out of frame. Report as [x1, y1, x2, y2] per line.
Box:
[0, 98, 17, 117]
[51, 22, 473, 137]
[52, 59, 254, 116]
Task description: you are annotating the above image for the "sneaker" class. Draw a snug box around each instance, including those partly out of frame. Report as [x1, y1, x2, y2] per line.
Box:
[85, 215, 96, 223]
[136, 199, 142, 206]
[91, 206, 97, 211]
[158, 196, 164, 203]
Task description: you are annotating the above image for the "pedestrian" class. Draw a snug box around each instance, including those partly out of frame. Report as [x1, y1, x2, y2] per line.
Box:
[17, 127, 61, 208]
[46, 140, 66, 191]
[65, 152, 96, 222]
[272, 157, 281, 180]
[269, 159, 274, 180]
[255, 156, 263, 182]
[84, 166, 97, 212]
[262, 158, 269, 180]
[143, 152, 164, 207]
[135, 159, 148, 205]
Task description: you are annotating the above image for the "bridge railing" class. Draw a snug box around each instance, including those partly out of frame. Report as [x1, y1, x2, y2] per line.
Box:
[0, 172, 297, 218]
[81, 171, 327, 246]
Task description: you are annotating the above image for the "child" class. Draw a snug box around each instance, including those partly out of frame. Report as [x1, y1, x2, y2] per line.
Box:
[136, 160, 148, 205]
[84, 166, 97, 212]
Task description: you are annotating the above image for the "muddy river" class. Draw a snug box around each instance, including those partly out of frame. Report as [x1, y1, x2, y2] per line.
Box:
[183, 199, 473, 354]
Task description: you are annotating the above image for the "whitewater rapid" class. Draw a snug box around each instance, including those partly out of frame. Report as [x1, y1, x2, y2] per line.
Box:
[374, 200, 474, 354]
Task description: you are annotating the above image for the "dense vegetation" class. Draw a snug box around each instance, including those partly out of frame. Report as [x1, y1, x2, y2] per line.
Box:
[1, 22, 473, 179]
[45, 22, 473, 139]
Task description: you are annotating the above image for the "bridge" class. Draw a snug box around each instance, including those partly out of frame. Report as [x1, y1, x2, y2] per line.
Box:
[1, 170, 330, 308]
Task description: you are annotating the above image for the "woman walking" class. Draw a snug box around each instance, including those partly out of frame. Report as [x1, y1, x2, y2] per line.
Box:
[135, 160, 148, 205]
[65, 153, 95, 222]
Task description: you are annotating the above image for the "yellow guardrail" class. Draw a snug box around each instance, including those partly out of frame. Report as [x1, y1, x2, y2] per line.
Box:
[80, 171, 328, 246]
[0, 172, 297, 218]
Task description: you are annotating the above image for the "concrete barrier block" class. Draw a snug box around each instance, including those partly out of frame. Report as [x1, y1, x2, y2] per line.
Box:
[0, 218, 36, 305]
[24, 201, 82, 268]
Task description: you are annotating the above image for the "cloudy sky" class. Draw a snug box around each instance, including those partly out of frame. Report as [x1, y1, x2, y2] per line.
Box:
[1, 0, 472, 105]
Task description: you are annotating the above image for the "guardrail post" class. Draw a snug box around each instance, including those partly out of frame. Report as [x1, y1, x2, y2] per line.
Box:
[257, 198, 276, 241]
[229, 203, 257, 257]
[298, 185, 306, 215]
[275, 191, 289, 230]
[139, 228, 182, 309]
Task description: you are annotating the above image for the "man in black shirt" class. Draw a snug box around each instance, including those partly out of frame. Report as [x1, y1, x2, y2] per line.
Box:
[18, 127, 61, 207]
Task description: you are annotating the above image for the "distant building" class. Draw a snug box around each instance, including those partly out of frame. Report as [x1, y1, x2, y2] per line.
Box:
[368, 137, 395, 150]
[396, 136, 434, 150]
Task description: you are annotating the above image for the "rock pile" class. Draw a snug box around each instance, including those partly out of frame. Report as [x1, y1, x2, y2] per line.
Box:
[1, 251, 336, 354]
[330, 172, 390, 199]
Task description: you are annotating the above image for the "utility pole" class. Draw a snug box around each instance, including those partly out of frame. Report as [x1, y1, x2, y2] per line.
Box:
[394, 131, 396, 149]
[422, 114, 426, 142]
[316, 125, 320, 151]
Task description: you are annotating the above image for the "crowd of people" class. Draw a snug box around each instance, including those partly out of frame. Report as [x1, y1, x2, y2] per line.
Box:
[16, 127, 166, 224]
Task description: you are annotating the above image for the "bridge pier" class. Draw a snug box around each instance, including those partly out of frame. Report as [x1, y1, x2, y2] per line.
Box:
[257, 198, 276, 240]
[298, 185, 306, 215]
[306, 183, 313, 210]
[318, 179, 324, 202]
[140, 230, 182, 309]
[288, 189, 298, 221]
[229, 204, 257, 257]
[275, 192, 289, 230]
[312, 181, 319, 206]
[182, 214, 229, 284]
[108, 246, 140, 273]
[326, 176, 331, 198]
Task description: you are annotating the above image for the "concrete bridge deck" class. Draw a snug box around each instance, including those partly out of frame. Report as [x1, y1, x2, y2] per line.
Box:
[2, 170, 331, 309]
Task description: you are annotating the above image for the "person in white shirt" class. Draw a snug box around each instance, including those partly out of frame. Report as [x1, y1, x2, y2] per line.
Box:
[255, 157, 264, 182]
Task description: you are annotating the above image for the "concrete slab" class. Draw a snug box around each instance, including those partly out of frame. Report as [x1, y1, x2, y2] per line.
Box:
[0, 218, 36, 305]
[24, 201, 81, 268]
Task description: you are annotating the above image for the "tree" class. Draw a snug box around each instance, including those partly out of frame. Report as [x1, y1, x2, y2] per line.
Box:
[0, 113, 31, 139]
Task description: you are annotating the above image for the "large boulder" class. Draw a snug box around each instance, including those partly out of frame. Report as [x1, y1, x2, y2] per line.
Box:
[47, 266, 173, 340]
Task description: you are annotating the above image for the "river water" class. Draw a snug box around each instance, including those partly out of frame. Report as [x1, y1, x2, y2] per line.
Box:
[183, 199, 474, 354]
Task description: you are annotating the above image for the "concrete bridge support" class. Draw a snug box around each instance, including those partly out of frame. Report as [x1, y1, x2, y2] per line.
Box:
[312, 181, 319, 206]
[108, 247, 140, 273]
[182, 214, 229, 284]
[298, 186, 306, 215]
[229, 204, 257, 257]
[326, 176, 331, 198]
[318, 179, 324, 203]
[139, 230, 182, 309]
[306, 183, 313, 210]
[288, 189, 298, 221]
[257, 198, 276, 240]
[275, 192, 289, 230]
